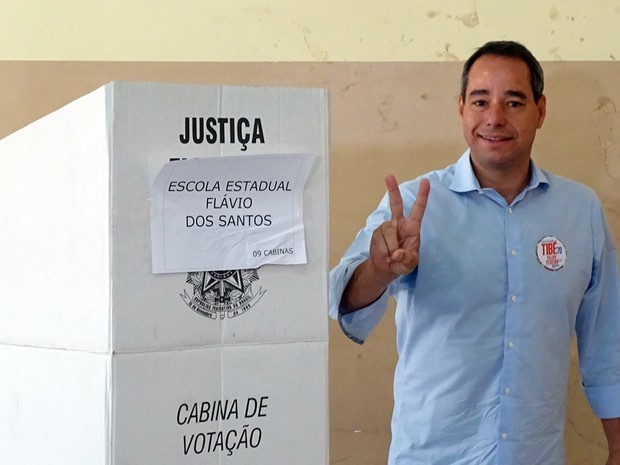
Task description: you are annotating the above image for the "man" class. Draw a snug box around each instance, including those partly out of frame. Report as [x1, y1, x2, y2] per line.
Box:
[329, 41, 620, 464]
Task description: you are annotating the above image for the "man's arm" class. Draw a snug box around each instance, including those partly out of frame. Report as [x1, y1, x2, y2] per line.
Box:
[603, 418, 620, 465]
[340, 258, 396, 314]
[340, 176, 430, 314]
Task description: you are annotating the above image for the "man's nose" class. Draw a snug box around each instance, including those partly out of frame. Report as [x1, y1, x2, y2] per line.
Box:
[485, 103, 507, 126]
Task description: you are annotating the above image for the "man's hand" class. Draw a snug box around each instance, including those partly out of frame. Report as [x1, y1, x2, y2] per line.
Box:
[369, 175, 430, 278]
[340, 176, 430, 314]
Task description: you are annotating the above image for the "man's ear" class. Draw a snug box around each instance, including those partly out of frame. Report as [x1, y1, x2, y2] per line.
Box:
[536, 95, 547, 129]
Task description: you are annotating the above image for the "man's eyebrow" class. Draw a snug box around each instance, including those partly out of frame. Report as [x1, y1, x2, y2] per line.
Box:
[467, 89, 529, 99]
[467, 89, 489, 98]
[505, 90, 528, 99]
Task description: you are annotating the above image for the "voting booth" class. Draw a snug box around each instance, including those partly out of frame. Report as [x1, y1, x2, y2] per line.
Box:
[0, 82, 329, 464]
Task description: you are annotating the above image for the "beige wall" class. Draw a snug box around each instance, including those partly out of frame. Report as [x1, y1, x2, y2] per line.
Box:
[0, 60, 618, 464]
[1, 1, 620, 61]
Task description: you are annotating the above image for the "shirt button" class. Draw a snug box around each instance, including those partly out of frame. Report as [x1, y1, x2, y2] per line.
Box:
[504, 387, 511, 394]
[501, 432, 509, 440]
[508, 208, 513, 214]
[508, 340, 515, 348]
[511, 249, 517, 256]
[511, 295, 518, 302]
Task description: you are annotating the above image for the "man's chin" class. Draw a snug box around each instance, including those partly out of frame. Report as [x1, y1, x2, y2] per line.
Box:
[470, 150, 529, 170]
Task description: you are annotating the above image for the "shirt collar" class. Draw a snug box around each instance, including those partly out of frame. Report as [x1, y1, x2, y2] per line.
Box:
[449, 150, 550, 194]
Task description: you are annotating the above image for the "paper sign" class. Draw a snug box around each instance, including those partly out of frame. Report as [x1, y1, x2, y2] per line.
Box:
[150, 154, 314, 273]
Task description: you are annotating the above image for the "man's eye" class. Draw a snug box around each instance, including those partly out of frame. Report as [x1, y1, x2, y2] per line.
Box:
[508, 101, 523, 107]
[472, 100, 487, 107]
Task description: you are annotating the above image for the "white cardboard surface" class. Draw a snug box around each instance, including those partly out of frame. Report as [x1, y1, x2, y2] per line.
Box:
[0, 82, 329, 465]
[0, 82, 328, 353]
[0, 87, 111, 352]
[112, 343, 327, 464]
[0, 345, 110, 465]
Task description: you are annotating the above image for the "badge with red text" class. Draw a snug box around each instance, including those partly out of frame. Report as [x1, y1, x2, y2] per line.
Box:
[536, 236, 567, 271]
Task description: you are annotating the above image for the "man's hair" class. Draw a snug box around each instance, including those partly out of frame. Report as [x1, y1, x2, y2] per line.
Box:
[460, 40, 544, 103]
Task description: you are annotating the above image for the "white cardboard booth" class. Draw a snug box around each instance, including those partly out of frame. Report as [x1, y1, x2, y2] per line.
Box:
[0, 82, 329, 464]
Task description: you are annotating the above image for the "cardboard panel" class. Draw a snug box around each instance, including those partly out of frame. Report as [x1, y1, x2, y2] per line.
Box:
[107, 83, 328, 352]
[0, 345, 109, 465]
[0, 87, 111, 352]
[112, 342, 328, 464]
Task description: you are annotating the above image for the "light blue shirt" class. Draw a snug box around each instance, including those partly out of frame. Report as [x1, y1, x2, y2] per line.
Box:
[329, 151, 620, 465]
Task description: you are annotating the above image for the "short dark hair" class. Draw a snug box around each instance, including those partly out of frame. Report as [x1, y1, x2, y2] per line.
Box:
[461, 41, 544, 103]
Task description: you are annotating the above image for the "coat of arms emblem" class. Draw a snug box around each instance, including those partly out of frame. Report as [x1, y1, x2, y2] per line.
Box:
[181, 269, 266, 319]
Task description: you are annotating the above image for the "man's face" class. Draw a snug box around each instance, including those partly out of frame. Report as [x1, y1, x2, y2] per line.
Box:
[458, 54, 546, 174]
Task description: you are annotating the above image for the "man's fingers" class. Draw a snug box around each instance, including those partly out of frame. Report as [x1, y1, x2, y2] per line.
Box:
[381, 176, 429, 274]
[400, 235, 419, 252]
[381, 219, 401, 257]
[385, 174, 404, 220]
[389, 248, 420, 275]
[408, 178, 430, 224]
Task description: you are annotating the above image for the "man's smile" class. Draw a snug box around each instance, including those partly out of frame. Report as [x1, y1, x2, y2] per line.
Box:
[478, 134, 514, 142]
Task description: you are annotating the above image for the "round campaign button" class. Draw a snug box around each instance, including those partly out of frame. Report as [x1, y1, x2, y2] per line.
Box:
[536, 236, 567, 271]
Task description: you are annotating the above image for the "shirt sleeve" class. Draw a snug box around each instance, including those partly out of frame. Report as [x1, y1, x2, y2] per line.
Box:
[328, 190, 398, 344]
[329, 255, 391, 344]
[576, 199, 620, 419]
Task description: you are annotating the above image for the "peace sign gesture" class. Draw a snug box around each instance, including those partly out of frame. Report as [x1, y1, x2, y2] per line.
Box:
[341, 176, 430, 314]
[370, 175, 430, 277]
